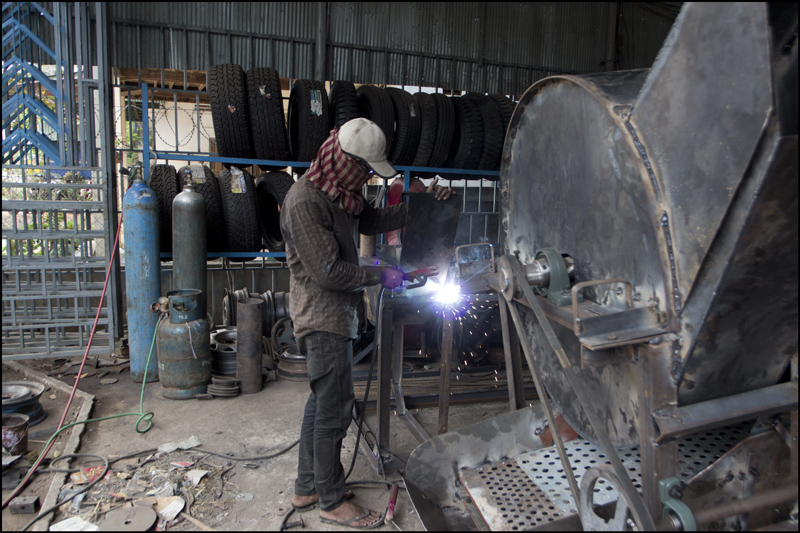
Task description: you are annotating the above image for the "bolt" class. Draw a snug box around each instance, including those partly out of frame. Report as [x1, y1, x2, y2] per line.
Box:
[668, 486, 683, 499]
[725, 471, 735, 483]
[738, 471, 746, 481]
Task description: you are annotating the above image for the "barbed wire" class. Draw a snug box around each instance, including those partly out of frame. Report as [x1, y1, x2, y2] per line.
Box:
[110, 104, 216, 149]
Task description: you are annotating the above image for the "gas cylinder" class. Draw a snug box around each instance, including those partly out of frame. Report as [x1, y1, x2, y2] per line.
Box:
[172, 179, 207, 316]
[156, 289, 211, 399]
[122, 173, 160, 383]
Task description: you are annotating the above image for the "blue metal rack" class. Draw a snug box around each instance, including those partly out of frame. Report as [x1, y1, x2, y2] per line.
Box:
[136, 83, 500, 260]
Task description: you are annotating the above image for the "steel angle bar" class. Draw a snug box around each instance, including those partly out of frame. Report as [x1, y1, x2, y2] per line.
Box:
[506, 256, 656, 530]
[504, 298, 583, 517]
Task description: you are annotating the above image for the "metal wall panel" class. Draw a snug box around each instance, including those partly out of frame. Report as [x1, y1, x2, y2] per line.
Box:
[106, 2, 679, 95]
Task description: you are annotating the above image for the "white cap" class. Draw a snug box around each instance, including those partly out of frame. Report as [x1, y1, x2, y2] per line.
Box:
[338, 118, 397, 178]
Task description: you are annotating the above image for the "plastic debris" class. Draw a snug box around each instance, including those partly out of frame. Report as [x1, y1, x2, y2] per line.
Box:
[157, 436, 201, 454]
[155, 496, 185, 522]
[70, 465, 107, 485]
[185, 469, 209, 486]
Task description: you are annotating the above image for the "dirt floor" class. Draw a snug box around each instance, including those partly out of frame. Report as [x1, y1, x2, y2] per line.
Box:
[3, 353, 512, 531]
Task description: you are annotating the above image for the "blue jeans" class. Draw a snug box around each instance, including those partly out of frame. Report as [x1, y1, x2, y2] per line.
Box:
[294, 331, 355, 511]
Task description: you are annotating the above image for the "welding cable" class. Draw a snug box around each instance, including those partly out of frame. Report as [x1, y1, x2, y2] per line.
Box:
[344, 287, 385, 481]
[2, 211, 128, 510]
[193, 439, 300, 461]
[20, 453, 110, 531]
[21, 447, 158, 531]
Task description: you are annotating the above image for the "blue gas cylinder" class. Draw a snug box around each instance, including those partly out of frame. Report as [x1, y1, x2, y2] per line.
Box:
[122, 178, 161, 383]
[156, 289, 211, 399]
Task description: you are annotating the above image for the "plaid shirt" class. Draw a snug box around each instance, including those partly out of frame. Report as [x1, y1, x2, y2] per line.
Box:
[281, 176, 407, 339]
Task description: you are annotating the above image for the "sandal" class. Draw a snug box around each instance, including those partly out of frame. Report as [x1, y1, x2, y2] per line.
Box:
[319, 505, 384, 530]
[292, 489, 354, 513]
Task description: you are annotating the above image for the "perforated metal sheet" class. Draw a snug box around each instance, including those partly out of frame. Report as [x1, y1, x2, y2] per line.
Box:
[460, 424, 748, 529]
[459, 459, 565, 530]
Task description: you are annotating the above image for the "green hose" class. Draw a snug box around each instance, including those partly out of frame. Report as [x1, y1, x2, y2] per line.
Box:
[33, 314, 161, 459]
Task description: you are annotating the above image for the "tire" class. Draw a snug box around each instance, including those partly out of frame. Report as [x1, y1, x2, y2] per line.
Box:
[287, 80, 330, 162]
[428, 93, 455, 168]
[384, 88, 421, 166]
[148, 164, 179, 257]
[463, 93, 504, 173]
[178, 165, 226, 253]
[255, 171, 295, 252]
[217, 168, 262, 262]
[411, 92, 437, 167]
[245, 67, 290, 171]
[356, 85, 394, 156]
[328, 81, 359, 130]
[445, 96, 484, 172]
[488, 94, 515, 135]
[208, 64, 253, 168]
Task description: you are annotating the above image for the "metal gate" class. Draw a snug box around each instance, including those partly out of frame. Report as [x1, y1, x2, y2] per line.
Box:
[2, 2, 119, 360]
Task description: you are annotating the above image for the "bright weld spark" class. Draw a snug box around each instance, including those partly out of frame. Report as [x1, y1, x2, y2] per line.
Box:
[435, 282, 461, 304]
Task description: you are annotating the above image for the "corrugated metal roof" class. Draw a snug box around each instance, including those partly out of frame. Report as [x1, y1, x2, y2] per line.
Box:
[102, 2, 680, 95]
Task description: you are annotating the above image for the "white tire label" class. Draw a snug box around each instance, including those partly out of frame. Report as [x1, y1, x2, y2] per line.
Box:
[409, 103, 416, 117]
[231, 167, 245, 193]
[190, 164, 204, 183]
[310, 90, 323, 116]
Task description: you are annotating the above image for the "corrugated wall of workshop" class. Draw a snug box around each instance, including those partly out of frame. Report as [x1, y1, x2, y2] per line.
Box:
[104, 2, 680, 95]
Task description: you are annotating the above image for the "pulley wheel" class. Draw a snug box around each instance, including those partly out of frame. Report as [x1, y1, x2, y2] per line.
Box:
[578, 466, 649, 531]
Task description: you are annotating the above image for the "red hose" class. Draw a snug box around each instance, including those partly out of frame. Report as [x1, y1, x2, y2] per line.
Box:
[2, 211, 124, 510]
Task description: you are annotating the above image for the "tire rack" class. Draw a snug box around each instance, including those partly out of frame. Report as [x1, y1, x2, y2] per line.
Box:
[133, 82, 502, 261]
[116, 83, 501, 325]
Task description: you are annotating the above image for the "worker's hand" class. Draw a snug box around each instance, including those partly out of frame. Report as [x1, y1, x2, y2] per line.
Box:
[380, 267, 405, 290]
[364, 266, 405, 290]
[426, 177, 455, 200]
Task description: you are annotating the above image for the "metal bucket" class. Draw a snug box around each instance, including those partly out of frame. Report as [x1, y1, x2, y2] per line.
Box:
[2, 413, 29, 455]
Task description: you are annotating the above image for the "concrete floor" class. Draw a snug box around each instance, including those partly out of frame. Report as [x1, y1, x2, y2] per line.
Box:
[3, 356, 511, 531]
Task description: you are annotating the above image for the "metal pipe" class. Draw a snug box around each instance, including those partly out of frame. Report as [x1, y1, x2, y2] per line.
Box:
[237, 298, 264, 394]
[657, 485, 799, 530]
[437, 319, 453, 435]
[315, 2, 327, 82]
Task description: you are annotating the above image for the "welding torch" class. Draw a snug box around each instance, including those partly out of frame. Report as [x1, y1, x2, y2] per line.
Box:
[403, 266, 439, 289]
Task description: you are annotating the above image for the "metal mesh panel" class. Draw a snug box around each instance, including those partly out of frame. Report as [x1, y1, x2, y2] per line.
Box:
[2, 165, 113, 359]
[460, 424, 748, 529]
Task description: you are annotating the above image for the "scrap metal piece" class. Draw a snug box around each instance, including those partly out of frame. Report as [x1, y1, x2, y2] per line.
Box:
[98, 506, 157, 531]
[9, 495, 39, 514]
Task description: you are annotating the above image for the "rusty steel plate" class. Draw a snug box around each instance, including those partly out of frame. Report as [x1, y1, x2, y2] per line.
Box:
[98, 506, 157, 531]
[460, 424, 748, 528]
[460, 458, 565, 530]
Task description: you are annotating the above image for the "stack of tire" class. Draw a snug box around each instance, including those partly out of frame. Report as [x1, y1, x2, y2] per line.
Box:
[327, 82, 515, 180]
[207, 64, 304, 259]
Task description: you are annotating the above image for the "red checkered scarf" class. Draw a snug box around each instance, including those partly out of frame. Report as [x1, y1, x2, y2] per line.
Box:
[305, 129, 368, 215]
